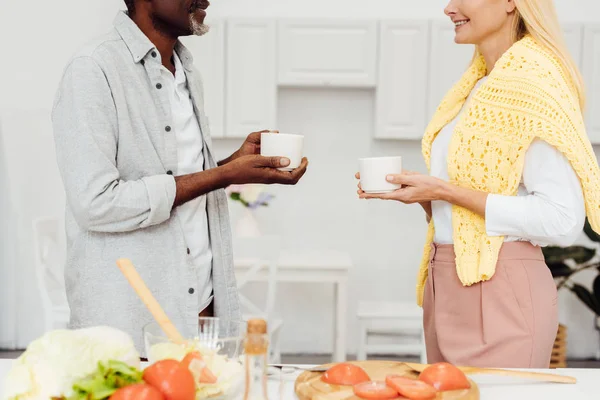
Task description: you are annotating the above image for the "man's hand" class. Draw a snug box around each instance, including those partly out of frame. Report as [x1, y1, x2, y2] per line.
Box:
[173, 155, 308, 207]
[238, 129, 278, 157]
[224, 154, 308, 186]
[218, 130, 277, 166]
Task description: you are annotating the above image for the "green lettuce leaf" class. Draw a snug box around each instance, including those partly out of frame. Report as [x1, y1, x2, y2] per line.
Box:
[68, 360, 143, 400]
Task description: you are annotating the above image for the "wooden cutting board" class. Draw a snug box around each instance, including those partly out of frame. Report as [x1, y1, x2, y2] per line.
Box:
[295, 361, 479, 400]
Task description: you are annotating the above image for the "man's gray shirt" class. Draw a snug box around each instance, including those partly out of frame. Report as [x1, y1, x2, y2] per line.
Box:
[51, 11, 240, 354]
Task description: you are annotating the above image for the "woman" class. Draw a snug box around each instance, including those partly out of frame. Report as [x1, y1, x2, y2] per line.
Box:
[358, 0, 600, 368]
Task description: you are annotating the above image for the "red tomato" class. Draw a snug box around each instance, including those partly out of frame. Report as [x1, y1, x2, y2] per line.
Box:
[109, 383, 165, 400]
[321, 363, 370, 386]
[418, 362, 471, 391]
[143, 359, 196, 400]
[353, 381, 399, 400]
[181, 351, 218, 384]
[385, 375, 436, 400]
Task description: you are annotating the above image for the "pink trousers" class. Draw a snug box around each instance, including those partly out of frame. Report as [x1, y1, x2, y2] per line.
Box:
[423, 242, 558, 368]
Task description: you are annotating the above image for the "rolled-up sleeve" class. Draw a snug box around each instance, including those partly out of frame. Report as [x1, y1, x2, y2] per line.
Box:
[52, 56, 176, 233]
[485, 139, 585, 246]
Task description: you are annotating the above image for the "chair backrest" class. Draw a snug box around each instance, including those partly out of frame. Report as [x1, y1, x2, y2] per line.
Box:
[232, 234, 281, 322]
[32, 216, 69, 330]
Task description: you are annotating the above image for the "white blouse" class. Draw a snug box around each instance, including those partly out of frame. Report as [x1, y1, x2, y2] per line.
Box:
[430, 77, 586, 247]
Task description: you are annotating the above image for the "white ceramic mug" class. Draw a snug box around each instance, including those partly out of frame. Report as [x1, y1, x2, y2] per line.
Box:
[260, 133, 304, 171]
[359, 156, 403, 193]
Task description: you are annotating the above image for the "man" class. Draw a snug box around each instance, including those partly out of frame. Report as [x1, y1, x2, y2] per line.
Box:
[51, 0, 308, 354]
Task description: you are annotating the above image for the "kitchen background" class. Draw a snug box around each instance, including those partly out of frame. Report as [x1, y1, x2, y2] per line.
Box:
[1, 0, 600, 363]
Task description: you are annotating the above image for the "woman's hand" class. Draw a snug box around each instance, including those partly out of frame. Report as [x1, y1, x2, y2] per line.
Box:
[356, 171, 447, 203]
[355, 171, 488, 218]
[355, 171, 434, 221]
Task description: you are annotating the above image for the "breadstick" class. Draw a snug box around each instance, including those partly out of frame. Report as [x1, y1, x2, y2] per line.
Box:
[116, 258, 185, 344]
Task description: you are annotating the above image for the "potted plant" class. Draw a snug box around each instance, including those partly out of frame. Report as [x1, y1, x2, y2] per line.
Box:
[542, 218, 600, 367]
[225, 184, 274, 238]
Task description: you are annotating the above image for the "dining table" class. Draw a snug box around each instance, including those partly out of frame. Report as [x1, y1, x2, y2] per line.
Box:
[0, 358, 598, 399]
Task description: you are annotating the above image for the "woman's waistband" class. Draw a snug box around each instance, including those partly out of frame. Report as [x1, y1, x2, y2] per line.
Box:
[430, 241, 545, 263]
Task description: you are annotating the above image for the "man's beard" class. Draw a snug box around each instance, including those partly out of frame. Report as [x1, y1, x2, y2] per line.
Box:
[190, 14, 210, 36]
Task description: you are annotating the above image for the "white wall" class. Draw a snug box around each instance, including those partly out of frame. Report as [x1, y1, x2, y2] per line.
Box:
[0, 0, 125, 348]
[1, 0, 600, 358]
[206, 0, 600, 21]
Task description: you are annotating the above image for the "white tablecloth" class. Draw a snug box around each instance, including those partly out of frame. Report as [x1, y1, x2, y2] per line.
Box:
[1, 359, 598, 399]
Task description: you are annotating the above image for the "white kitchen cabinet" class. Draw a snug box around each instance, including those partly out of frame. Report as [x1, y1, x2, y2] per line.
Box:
[375, 21, 429, 140]
[277, 20, 378, 87]
[583, 24, 600, 144]
[181, 20, 226, 138]
[563, 24, 583, 68]
[226, 19, 277, 138]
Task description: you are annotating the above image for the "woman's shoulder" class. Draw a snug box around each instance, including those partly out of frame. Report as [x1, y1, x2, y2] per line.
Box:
[492, 36, 572, 89]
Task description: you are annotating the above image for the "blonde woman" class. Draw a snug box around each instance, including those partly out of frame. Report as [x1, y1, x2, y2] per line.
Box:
[358, 0, 600, 368]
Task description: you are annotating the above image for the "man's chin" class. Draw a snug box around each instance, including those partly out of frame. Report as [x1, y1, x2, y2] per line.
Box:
[190, 15, 210, 36]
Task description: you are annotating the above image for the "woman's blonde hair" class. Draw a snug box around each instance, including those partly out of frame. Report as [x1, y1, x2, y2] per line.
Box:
[473, 0, 586, 110]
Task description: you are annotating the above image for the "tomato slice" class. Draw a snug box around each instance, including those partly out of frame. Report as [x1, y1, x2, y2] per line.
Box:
[109, 383, 165, 400]
[181, 351, 218, 384]
[321, 363, 370, 386]
[143, 359, 196, 400]
[418, 362, 470, 391]
[385, 375, 436, 400]
[353, 381, 399, 400]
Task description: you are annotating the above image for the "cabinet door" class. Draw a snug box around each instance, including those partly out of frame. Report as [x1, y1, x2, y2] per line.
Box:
[226, 19, 277, 138]
[563, 23, 583, 68]
[278, 20, 378, 87]
[180, 20, 226, 138]
[375, 21, 429, 140]
[428, 21, 474, 119]
[583, 24, 600, 144]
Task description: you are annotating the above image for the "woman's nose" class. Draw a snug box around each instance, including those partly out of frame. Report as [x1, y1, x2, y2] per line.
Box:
[444, 1, 457, 17]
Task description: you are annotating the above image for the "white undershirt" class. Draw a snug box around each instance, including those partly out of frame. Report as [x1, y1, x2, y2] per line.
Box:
[161, 53, 213, 309]
[430, 76, 586, 247]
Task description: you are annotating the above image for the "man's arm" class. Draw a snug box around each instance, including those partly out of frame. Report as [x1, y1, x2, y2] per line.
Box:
[53, 58, 309, 232]
[174, 155, 307, 207]
[217, 151, 239, 167]
[52, 57, 178, 233]
[420, 201, 432, 223]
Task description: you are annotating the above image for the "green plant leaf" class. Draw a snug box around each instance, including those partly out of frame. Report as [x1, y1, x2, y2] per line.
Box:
[229, 192, 249, 207]
[547, 262, 572, 278]
[593, 274, 600, 309]
[542, 246, 569, 262]
[542, 246, 596, 264]
[584, 218, 600, 243]
[570, 283, 600, 316]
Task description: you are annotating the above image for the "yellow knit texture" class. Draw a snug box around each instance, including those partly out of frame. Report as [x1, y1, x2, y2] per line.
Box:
[417, 36, 600, 306]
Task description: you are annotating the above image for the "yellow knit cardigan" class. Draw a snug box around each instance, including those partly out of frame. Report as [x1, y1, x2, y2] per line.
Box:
[417, 35, 600, 306]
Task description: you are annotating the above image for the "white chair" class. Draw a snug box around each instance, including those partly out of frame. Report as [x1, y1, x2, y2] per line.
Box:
[233, 234, 284, 363]
[32, 216, 70, 332]
[356, 301, 427, 363]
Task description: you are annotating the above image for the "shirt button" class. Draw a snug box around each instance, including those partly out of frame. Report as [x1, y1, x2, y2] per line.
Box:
[166, 170, 173, 175]
[151, 51, 157, 58]
[140, 60, 145, 66]
[188, 288, 195, 294]
[156, 83, 162, 89]
[187, 248, 191, 255]
[165, 126, 171, 132]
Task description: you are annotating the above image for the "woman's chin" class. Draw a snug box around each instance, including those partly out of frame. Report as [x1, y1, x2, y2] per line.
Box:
[454, 34, 474, 45]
